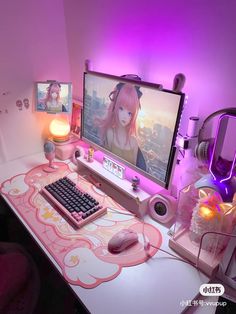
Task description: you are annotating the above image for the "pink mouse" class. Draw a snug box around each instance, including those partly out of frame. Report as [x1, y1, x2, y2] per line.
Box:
[108, 229, 138, 254]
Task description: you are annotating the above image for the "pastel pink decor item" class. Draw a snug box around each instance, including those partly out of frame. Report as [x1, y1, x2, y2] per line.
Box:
[43, 141, 57, 172]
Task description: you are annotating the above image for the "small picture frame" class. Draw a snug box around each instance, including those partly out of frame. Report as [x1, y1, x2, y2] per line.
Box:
[70, 101, 82, 138]
[35, 81, 72, 114]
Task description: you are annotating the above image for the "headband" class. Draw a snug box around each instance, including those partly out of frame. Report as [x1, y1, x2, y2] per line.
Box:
[109, 82, 143, 112]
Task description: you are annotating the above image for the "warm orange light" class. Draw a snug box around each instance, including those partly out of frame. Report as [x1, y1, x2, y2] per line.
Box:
[49, 118, 70, 142]
[198, 205, 216, 221]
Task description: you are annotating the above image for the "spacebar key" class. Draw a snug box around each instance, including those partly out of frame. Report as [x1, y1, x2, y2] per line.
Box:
[50, 191, 68, 206]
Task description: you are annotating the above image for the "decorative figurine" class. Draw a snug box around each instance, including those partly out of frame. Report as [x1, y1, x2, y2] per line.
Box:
[132, 176, 140, 191]
[87, 147, 94, 162]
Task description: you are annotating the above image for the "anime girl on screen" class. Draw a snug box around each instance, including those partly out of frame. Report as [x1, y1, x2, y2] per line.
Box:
[83, 73, 183, 185]
[94, 82, 146, 170]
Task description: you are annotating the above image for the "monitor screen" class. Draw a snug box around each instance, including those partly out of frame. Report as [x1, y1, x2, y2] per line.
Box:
[35, 81, 72, 113]
[82, 71, 184, 188]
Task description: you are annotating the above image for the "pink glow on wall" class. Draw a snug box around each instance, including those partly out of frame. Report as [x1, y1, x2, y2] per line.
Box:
[64, 0, 236, 129]
[63, 0, 236, 193]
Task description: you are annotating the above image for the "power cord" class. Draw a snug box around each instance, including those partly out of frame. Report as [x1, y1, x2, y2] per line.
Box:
[78, 176, 236, 273]
[108, 208, 236, 274]
[108, 208, 197, 269]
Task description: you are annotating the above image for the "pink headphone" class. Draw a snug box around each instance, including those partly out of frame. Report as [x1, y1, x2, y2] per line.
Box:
[195, 107, 236, 166]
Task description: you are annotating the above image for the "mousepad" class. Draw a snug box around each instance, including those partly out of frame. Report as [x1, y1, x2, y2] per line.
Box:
[0, 161, 162, 289]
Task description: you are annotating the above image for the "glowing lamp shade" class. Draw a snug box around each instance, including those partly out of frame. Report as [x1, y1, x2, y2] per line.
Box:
[49, 118, 70, 142]
[198, 205, 217, 221]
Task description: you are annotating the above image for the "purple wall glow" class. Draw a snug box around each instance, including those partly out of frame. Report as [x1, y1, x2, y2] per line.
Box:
[0, 0, 235, 192]
[64, 0, 236, 132]
[63, 0, 236, 192]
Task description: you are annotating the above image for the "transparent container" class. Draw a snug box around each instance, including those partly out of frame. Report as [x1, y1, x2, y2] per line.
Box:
[169, 182, 236, 276]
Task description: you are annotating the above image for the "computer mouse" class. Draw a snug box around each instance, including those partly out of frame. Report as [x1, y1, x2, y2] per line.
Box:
[108, 229, 138, 254]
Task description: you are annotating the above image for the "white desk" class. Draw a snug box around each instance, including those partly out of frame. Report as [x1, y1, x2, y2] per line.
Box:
[0, 153, 213, 314]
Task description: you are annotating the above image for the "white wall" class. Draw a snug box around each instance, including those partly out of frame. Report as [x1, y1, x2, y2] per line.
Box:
[1, 0, 235, 164]
[0, 0, 71, 163]
[64, 0, 236, 135]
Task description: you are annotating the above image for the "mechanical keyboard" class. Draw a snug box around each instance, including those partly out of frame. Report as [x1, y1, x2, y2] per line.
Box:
[41, 176, 107, 228]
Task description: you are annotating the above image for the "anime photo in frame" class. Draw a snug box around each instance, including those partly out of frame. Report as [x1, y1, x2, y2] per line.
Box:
[35, 81, 72, 114]
[70, 101, 83, 138]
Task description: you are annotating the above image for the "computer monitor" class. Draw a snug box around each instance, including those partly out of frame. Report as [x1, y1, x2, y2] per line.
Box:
[35, 81, 72, 114]
[82, 71, 185, 188]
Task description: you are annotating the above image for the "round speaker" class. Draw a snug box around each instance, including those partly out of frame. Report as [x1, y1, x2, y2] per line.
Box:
[153, 201, 167, 216]
[148, 194, 177, 224]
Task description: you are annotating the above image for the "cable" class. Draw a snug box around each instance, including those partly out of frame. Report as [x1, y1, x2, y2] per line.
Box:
[80, 174, 102, 188]
[149, 243, 197, 267]
[77, 183, 236, 272]
[110, 208, 236, 273]
[110, 207, 236, 272]
[108, 208, 197, 269]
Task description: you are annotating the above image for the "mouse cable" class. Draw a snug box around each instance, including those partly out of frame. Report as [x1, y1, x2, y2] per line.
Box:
[108, 208, 197, 269]
[94, 203, 236, 271]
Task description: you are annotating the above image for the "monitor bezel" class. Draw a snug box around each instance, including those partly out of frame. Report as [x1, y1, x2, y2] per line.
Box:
[35, 80, 72, 114]
[82, 70, 185, 189]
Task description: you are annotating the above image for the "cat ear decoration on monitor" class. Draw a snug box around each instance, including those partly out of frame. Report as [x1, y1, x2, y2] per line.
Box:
[172, 73, 186, 93]
[111, 82, 143, 99]
[119, 74, 143, 98]
[109, 74, 143, 102]
[109, 80, 143, 112]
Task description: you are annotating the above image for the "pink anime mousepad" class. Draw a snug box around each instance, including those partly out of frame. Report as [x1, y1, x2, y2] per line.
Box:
[0, 161, 162, 288]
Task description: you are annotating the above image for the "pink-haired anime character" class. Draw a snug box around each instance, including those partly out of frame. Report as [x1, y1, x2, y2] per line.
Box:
[40, 82, 66, 112]
[97, 83, 144, 167]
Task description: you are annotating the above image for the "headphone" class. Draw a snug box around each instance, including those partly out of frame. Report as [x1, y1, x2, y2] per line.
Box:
[195, 107, 236, 165]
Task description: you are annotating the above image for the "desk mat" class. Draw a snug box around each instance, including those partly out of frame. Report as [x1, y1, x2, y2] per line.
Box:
[0, 161, 162, 288]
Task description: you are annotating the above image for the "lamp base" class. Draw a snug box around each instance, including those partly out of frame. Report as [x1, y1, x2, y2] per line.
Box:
[52, 135, 69, 142]
[43, 165, 58, 173]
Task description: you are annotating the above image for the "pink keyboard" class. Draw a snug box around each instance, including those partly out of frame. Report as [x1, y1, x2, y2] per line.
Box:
[41, 177, 107, 228]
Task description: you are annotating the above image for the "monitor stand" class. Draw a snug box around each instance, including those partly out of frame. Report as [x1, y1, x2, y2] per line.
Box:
[75, 156, 163, 217]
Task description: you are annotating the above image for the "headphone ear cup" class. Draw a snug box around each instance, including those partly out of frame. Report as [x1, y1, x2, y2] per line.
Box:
[195, 138, 215, 164]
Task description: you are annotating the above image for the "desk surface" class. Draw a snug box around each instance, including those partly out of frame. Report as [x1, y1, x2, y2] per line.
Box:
[0, 153, 213, 314]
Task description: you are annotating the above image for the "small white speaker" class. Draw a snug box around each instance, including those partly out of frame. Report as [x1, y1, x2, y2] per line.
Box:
[148, 194, 177, 224]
